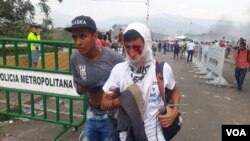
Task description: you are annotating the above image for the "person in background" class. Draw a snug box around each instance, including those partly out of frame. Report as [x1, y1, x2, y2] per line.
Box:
[27, 24, 40, 67]
[152, 40, 157, 56]
[118, 28, 125, 57]
[187, 40, 195, 63]
[233, 41, 250, 91]
[163, 41, 167, 55]
[225, 41, 232, 58]
[219, 37, 226, 47]
[158, 40, 162, 52]
[106, 31, 112, 43]
[103, 34, 112, 47]
[180, 39, 187, 59]
[173, 40, 180, 59]
[96, 31, 103, 47]
[64, 15, 124, 141]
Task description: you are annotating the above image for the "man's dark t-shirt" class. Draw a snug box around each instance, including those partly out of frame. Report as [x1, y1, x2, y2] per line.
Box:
[71, 47, 124, 92]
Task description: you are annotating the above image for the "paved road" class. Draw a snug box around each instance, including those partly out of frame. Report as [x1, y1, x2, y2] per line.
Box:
[0, 51, 250, 141]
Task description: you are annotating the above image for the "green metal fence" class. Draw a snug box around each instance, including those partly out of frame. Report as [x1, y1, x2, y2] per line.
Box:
[0, 38, 74, 73]
[0, 38, 88, 141]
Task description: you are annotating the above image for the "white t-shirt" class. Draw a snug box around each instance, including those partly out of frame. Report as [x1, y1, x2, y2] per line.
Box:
[103, 61, 176, 141]
[187, 42, 195, 51]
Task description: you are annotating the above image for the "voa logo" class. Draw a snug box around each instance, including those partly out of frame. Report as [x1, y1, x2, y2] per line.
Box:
[226, 129, 246, 136]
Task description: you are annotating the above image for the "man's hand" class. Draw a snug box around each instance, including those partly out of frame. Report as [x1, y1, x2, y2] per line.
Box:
[158, 106, 179, 128]
[105, 86, 120, 99]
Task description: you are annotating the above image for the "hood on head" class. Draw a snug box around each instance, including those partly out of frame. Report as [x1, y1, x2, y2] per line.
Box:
[123, 22, 153, 69]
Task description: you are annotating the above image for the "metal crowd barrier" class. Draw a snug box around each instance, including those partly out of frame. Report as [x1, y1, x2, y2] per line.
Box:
[0, 38, 88, 141]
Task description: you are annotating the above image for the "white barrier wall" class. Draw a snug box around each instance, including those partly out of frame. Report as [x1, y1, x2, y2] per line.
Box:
[207, 46, 225, 78]
[194, 45, 230, 86]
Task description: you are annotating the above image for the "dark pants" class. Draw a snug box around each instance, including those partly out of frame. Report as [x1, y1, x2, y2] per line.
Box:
[174, 50, 179, 59]
[187, 50, 194, 62]
[163, 47, 167, 54]
[235, 68, 247, 90]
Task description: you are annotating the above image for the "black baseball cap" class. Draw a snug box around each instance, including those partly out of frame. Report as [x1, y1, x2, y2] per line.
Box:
[64, 15, 97, 32]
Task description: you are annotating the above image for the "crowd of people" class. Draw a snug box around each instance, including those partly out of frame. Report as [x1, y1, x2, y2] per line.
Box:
[152, 37, 249, 60]
[152, 37, 250, 91]
[151, 39, 197, 62]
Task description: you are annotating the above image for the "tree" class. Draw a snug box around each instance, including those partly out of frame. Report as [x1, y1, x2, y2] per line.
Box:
[0, 0, 34, 37]
[0, 0, 56, 38]
[0, 0, 35, 22]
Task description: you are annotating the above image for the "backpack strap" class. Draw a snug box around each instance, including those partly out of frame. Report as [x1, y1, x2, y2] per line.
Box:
[155, 60, 166, 105]
[156, 60, 174, 105]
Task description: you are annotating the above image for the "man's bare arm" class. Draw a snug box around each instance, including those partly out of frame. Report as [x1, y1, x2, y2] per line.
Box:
[101, 93, 121, 110]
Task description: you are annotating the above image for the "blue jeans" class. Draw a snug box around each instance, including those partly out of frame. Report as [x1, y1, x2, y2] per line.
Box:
[187, 50, 193, 62]
[174, 50, 179, 59]
[82, 109, 119, 141]
[235, 67, 247, 89]
[31, 50, 40, 63]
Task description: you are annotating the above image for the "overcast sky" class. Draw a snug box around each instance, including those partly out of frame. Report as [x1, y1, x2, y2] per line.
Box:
[33, 0, 250, 27]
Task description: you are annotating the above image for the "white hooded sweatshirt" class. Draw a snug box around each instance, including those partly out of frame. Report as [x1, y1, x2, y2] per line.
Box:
[103, 22, 176, 141]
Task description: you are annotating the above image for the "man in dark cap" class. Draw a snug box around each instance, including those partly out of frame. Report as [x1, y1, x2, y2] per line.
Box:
[65, 15, 124, 141]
